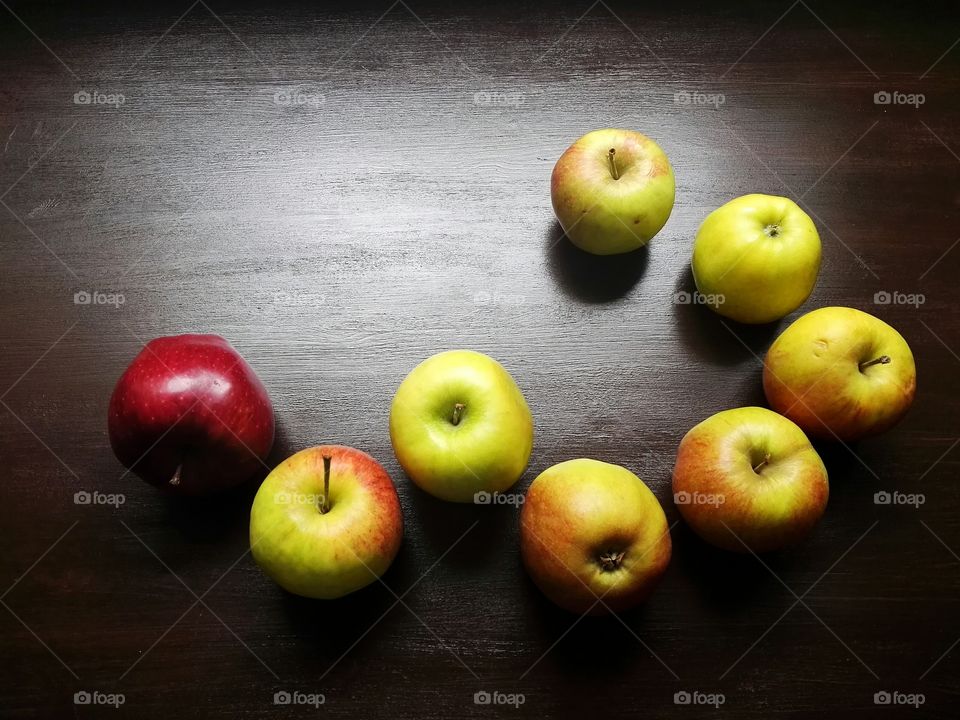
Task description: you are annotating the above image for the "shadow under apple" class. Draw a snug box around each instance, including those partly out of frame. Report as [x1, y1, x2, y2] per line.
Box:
[669, 522, 772, 613]
[672, 266, 780, 367]
[405, 479, 518, 572]
[277, 538, 416, 658]
[156, 418, 294, 543]
[519, 569, 646, 675]
[545, 221, 649, 303]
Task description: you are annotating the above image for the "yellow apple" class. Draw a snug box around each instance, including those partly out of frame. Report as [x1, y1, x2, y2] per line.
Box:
[551, 128, 675, 255]
[692, 194, 821, 323]
[389, 350, 533, 503]
[764, 306, 917, 440]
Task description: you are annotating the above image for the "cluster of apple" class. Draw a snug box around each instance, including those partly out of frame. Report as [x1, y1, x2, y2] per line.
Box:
[107, 127, 916, 616]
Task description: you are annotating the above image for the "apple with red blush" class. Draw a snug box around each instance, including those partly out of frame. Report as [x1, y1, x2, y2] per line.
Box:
[108, 334, 275, 496]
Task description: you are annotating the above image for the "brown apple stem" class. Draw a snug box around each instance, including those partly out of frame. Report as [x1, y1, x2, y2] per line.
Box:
[320, 455, 331, 514]
[859, 355, 891, 371]
[752, 454, 772, 473]
[451, 402, 465, 426]
[169, 464, 182, 487]
[607, 148, 619, 180]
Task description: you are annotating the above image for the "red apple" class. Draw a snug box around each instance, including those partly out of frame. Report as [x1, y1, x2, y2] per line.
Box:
[108, 334, 275, 496]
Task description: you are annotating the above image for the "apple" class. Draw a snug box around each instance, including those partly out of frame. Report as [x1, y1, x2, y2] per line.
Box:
[764, 306, 917, 441]
[108, 334, 274, 496]
[692, 194, 821, 323]
[250, 445, 403, 599]
[551, 128, 675, 255]
[519, 459, 671, 614]
[390, 350, 533, 503]
[672, 407, 828, 553]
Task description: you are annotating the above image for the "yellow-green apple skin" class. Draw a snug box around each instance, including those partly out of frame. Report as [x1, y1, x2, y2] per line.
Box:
[519, 459, 672, 615]
[550, 128, 675, 255]
[672, 407, 828, 553]
[764, 307, 917, 441]
[389, 350, 533, 503]
[692, 194, 821, 323]
[250, 445, 403, 599]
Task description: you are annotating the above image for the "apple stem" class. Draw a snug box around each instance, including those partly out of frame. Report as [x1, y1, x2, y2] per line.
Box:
[607, 148, 619, 180]
[451, 402, 465, 426]
[752, 453, 772, 473]
[169, 464, 182, 487]
[859, 355, 891, 371]
[320, 455, 331, 514]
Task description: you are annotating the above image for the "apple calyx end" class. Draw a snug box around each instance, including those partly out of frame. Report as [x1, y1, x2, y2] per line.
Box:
[598, 550, 625, 572]
[319, 454, 332, 514]
[763, 224, 781, 238]
[451, 402, 466, 426]
[607, 148, 620, 180]
[859, 355, 891, 372]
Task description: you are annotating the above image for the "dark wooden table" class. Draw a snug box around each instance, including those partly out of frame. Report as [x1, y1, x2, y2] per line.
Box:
[2, 1, 959, 717]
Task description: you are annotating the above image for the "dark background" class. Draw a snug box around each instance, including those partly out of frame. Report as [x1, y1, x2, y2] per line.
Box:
[1, 1, 959, 717]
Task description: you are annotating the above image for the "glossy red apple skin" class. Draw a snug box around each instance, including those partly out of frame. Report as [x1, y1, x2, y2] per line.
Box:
[108, 334, 275, 496]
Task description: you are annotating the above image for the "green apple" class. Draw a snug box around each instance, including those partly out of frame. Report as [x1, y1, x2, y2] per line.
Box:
[764, 306, 917, 441]
[250, 445, 403, 599]
[692, 194, 821, 323]
[519, 459, 671, 614]
[551, 128, 675, 255]
[389, 350, 533, 503]
[672, 407, 828, 553]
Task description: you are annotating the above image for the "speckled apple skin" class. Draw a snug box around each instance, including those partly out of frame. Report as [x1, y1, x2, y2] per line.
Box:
[250, 445, 404, 599]
[108, 334, 275, 496]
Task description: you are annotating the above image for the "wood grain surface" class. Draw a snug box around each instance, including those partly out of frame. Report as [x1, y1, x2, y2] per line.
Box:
[1, 0, 959, 717]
